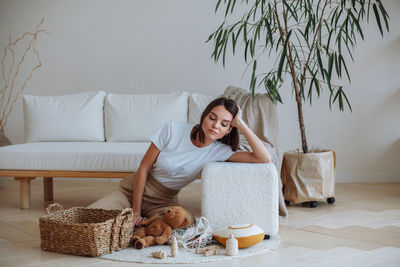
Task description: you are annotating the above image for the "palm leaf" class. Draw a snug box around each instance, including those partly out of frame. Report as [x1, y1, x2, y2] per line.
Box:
[372, 3, 383, 36]
[277, 30, 292, 79]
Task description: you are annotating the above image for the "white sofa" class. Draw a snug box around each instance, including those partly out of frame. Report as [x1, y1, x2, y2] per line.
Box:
[0, 90, 279, 236]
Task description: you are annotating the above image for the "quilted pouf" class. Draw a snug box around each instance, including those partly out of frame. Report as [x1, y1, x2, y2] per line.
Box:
[201, 162, 279, 236]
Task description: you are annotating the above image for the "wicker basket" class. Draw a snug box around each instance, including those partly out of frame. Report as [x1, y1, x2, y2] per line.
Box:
[39, 203, 134, 257]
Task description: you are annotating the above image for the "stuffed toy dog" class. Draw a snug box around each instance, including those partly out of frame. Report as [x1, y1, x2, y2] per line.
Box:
[131, 206, 191, 249]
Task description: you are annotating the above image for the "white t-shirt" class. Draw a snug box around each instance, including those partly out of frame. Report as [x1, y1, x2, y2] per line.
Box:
[149, 121, 237, 190]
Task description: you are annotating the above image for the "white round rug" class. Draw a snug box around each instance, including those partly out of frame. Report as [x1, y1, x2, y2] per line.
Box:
[100, 235, 280, 264]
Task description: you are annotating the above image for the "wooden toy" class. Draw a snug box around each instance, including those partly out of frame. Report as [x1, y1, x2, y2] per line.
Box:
[171, 236, 179, 257]
[151, 250, 167, 259]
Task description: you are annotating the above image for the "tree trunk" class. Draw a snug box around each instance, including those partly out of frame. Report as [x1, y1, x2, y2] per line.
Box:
[285, 45, 309, 154]
[294, 89, 308, 153]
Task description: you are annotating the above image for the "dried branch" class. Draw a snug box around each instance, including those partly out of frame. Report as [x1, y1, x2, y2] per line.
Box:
[0, 18, 50, 130]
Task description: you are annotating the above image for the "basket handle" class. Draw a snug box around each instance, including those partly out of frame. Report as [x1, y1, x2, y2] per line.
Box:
[45, 203, 64, 215]
[110, 208, 134, 252]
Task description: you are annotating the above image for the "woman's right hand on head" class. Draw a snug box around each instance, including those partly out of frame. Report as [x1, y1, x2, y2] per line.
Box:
[232, 106, 244, 128]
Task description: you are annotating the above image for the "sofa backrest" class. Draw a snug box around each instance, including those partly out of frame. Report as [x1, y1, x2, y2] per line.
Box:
[22, 89, 278, 160]
[22, 91, 216, 143]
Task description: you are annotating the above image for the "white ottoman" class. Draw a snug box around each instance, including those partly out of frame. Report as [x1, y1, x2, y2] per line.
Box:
[201, 162, 279, 236]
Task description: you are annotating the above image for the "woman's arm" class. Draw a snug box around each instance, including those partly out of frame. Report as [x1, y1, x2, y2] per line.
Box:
[227, 108, 271, 163]
[132, 142, 160, 225]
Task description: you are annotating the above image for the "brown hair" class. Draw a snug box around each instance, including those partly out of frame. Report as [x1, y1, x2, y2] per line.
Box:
[191, 97, 240, 151]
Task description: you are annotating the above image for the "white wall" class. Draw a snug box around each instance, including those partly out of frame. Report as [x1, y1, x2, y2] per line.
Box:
[0, 0, 399, 182]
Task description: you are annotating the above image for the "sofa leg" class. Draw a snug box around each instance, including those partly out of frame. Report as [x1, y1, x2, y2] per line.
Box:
[43, 177, 53, 202]
[15, 177, 36, 210]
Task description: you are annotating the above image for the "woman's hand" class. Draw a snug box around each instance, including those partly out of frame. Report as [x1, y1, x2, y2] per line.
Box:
[227, 105, 271, 163]
[133, 213, 143, 227]
[231, 106, 244, 128]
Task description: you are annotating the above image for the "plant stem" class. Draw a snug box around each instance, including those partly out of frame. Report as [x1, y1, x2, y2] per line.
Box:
[276, 0, 308, 153]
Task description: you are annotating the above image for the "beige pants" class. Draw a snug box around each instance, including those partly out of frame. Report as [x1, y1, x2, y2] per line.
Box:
[88, 173, 195, 223]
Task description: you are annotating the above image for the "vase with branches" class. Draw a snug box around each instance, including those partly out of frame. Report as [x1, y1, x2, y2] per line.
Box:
[0, 18, 49, 145]
[207, 0, 389, 206]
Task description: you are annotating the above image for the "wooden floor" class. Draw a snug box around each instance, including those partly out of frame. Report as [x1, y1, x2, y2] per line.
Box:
[0, 179, 399, 266]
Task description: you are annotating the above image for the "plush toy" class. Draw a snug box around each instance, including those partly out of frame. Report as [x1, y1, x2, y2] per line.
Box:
[131, 206, 191, 249]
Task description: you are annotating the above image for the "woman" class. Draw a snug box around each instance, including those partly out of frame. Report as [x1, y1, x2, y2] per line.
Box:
[88, 97, 271, 227]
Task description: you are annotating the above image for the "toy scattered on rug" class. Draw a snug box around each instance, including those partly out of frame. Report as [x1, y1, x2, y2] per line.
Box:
[170, 236, 179, 257]
[194, 245, 219, 254]
[131, 206, 191, 249]
[193, 235, 238, 257]
[151, 250, 167, 259]
[168, 216, 213, 249]
[212, 224, 264, 248]
[204, 247, 224, 256]
[195, 245, 224, 256]
[225, 234, 238, 256]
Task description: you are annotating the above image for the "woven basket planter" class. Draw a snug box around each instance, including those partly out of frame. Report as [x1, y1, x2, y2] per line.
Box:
[39, 203, 134, 257]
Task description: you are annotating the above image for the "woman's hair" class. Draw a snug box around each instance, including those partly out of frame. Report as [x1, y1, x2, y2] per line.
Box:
[191, 97, 240, 151]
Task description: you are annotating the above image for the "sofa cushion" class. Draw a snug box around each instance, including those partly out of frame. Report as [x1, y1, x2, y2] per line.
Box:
[105, 91, 189, 142]
[23, 91, 106, 142]
[0, 142, 149, 171]
[188, 93, 215, 124]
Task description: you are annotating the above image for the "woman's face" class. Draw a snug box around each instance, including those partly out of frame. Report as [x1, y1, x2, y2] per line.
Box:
[201, 105, 234, 141]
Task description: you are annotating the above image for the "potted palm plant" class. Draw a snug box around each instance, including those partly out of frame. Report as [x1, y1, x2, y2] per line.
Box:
[207, 0, 389, 207]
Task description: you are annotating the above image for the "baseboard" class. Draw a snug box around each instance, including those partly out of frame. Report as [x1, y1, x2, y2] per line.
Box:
[336, 172, 400, 183]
